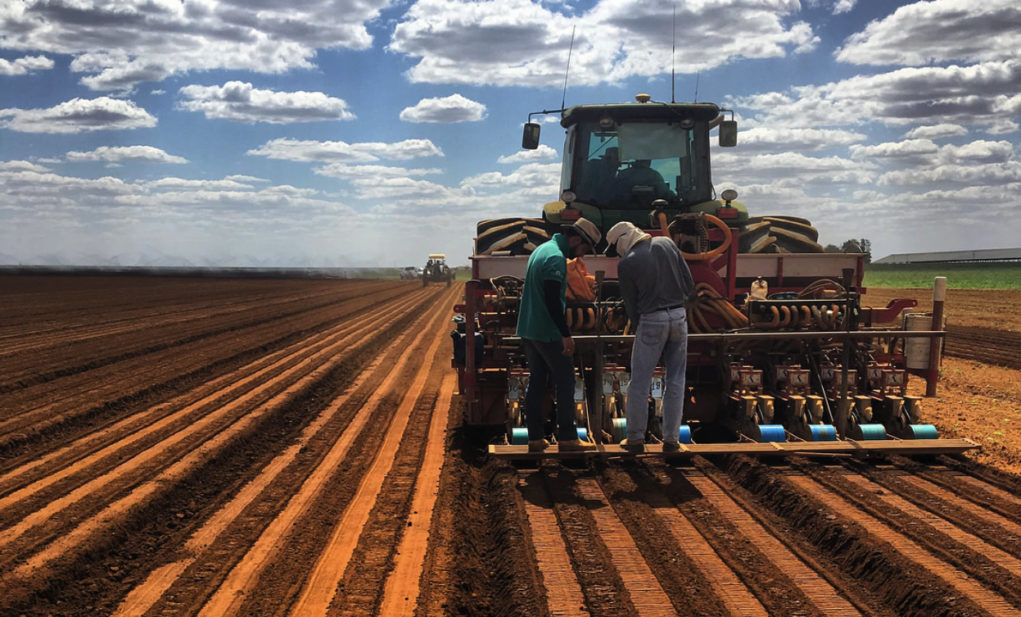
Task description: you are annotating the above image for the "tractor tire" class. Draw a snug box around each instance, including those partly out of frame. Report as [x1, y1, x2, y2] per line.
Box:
[477, 217, 547, 255]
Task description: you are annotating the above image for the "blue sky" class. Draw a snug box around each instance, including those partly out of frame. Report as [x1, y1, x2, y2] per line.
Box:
[1, 0, 1018, 268]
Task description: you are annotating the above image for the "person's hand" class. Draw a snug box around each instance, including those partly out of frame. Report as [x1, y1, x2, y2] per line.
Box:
[561, 336, 575, 356]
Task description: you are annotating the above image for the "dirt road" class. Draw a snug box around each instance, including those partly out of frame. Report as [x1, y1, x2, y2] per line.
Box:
[1, 276, 1019, 616]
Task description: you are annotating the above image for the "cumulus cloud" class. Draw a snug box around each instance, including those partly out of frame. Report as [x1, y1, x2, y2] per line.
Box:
[498, 144, 559, 164]
[732, 127, 867, 153]
[400, 94, 487, 123]
[390, 0, 817, 86]
[247, 138, 444, 162]
[178, 81, 355, 124]
[904, 124, 968, 140]
[836, 0, 1021, 66]
[0, 97, 157, 133]
[315, 163, 443, 179]
[2, 0, 391, 91]
[734, 60, 1021, 130]
[66, 145, 188, 164]
[0, 55, 54, 76]
[0, 160, 51, 172]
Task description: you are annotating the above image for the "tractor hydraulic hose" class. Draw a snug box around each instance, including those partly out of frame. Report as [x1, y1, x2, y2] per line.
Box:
[778, 305, 791, 328]
[680, 214, 733, 262]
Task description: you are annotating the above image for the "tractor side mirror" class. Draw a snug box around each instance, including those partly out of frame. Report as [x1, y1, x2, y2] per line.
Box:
[719, 120, 738, 147]
[522, 122, 541, 150]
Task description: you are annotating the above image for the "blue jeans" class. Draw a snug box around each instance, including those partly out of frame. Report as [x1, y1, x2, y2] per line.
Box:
[626, 307, 687, 443]
[522, 338, 579, 442]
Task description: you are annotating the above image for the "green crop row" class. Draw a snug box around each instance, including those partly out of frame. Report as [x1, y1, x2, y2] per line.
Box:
[863, 262, 1021, 289]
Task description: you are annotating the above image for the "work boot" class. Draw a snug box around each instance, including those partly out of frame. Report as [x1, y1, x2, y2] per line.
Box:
[661, 440, 681, 454]
[528, 439, 550, 452]
[620, 438, 645, 454]
[559, 438, 596, 452]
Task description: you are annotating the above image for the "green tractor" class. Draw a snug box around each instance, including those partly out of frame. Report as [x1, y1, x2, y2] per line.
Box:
[475, 93, 820, 257]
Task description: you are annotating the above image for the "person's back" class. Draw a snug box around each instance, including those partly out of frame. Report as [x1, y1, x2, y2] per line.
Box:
[618, 236, 693, 323]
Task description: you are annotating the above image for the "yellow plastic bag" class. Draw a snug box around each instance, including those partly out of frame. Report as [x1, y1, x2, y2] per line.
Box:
[565, 257, 596, 302]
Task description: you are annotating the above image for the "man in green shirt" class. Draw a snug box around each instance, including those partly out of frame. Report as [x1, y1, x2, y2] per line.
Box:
[516, 218, 601, 452]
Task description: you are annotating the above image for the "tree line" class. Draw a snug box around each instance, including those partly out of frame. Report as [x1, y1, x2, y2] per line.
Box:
[823, 238, 872, 263]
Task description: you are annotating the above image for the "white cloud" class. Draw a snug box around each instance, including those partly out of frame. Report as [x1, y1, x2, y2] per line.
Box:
[734, 60, 1021, 130]
[66, 145, 188, 164]
[3, 0, 392, 91]
[0, 55, 54, 76]
[247, 138, 444, 162]
[178, 81, 355, 124]
[0, 97, 157, 133]
[498, 144, 558, 163]
[732, 127, 867, 153]
[849, 139, 939, 162]
[837, 0, 1020, 66]
[904, 123, 968, 140]
[400, 94, 487, 123]
[390, 0, 818, 86]
[315, 163, 443, 180]
[145, 177, 257, 191]
[0, 160, 51, 172]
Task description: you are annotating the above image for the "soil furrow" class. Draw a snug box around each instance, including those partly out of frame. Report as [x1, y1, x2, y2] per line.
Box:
[804, 467, 1021, 609]
[595, 462, 743, 617]
[0, 291, 441, 610]
[540, 466, 638, 617]
[720, 455, 996, 617]
[186, 287, 455, 617]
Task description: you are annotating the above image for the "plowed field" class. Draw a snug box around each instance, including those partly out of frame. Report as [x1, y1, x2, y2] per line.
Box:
[2, 276, 1019, 617]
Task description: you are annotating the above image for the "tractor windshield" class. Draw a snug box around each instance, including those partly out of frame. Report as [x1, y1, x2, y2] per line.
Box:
[566, 120, 709, 209]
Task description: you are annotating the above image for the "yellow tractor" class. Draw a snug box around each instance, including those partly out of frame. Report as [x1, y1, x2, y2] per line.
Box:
[422, 253, 452, 287]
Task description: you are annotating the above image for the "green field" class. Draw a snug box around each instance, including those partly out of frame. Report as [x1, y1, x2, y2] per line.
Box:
[863, 262, 1021, 289]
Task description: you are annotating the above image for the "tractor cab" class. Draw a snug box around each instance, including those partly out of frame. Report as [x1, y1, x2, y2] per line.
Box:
[524, 95, 741, 231]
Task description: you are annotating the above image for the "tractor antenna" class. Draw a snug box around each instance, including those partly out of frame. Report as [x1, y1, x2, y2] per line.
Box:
[694, 71, 700, 102]
[671, 4, 677, 103]
[562, 25, 576, 110]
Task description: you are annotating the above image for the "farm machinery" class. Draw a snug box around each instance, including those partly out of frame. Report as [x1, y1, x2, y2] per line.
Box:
[423, 254, 453, 287]
[452, 94, 977, 458]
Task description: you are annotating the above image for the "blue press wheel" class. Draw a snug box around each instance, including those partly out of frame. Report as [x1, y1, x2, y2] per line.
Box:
[510, 427, 529, 445]
[809, 424, 837, 442]
[576, 427, 589, 441]
[678, 425, 692, 444]
[611, 417, 628, 442]
[758, 424, 786, 442]
[859, 424, 887, 440]
[909, 424, 939, 439]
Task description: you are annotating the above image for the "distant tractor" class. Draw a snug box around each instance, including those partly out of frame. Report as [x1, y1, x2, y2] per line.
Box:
[400, 266, 422, 281]
[422, 254, 453, 287]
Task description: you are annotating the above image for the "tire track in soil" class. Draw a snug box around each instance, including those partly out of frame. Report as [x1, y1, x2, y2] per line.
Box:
[0, 286, 447, 614]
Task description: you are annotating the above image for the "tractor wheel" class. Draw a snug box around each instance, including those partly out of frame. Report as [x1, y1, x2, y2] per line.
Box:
[477, 218, 549, 255]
